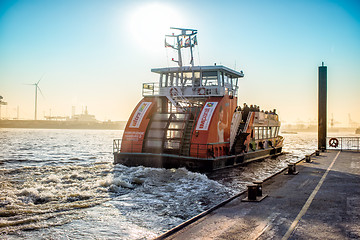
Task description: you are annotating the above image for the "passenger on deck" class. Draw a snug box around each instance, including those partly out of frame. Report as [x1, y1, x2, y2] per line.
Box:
[242, 103, 250, 122]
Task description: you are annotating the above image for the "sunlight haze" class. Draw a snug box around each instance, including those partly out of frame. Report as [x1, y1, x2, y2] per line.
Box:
[1, 0, 359, 126]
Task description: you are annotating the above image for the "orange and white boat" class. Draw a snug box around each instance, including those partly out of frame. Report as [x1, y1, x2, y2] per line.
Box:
[113, 28, 283, 172]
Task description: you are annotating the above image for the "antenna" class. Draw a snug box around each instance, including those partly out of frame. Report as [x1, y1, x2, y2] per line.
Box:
[165, 27, 198, 67]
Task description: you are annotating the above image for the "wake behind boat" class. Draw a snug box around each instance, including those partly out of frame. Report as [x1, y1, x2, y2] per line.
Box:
[113, 28, 283, 172]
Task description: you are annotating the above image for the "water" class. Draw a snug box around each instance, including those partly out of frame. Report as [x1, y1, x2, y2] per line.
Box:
[0, 128, 320, 239]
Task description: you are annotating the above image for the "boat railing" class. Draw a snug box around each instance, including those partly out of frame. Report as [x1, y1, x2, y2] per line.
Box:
[327, 137, 360, 151]
[113, 139, 121, 153]
[142, 82, 159, 96]
[114, 138, 231, 159]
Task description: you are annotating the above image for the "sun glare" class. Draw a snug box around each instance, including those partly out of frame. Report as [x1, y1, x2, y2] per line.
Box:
[127, 3, 184, 52]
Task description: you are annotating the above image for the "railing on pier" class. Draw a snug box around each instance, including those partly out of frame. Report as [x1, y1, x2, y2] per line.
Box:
[327, 137, 360, 151]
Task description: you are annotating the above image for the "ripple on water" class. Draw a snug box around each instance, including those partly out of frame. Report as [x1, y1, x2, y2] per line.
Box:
[0, 129, 319, 239]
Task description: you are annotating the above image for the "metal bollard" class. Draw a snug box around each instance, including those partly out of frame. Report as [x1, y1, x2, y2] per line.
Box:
[253, 181, 263, 197]
[247, 184, 258, 201]
[285, 163, 299, 175]
[316, 150, 320, 156]
[321, 146, 326, 152]
[242, 183, 268, 202]
[305, 155, 311, 163]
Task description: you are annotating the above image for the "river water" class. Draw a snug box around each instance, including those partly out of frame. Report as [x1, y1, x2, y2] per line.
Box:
[0, 128, 328, 239]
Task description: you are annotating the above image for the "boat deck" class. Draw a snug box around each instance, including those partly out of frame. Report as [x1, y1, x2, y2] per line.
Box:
[157, 150, 360, 239]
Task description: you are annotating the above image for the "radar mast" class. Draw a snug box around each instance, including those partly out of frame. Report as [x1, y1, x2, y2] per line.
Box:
[165, 27, 198, 67]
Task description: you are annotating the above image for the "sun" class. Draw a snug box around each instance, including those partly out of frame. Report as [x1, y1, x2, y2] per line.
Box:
[127, 3, 185, 52]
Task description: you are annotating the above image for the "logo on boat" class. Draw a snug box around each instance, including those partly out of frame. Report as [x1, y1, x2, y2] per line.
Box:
[129, 102, 152, 128]
[206, 103, 214, 107]
[196, 102, 218, 131]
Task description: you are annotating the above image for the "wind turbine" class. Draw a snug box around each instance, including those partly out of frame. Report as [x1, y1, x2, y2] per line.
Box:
[27, 76, 44, 120]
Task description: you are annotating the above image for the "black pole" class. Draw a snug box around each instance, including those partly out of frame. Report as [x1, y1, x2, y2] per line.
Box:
[318, 62, 327, 150]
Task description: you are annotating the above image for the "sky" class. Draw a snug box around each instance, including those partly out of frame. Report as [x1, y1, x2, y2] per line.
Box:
[0, 0, 359, 126]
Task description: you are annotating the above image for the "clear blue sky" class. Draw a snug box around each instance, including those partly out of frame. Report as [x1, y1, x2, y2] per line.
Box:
[1, 0, 359, 125]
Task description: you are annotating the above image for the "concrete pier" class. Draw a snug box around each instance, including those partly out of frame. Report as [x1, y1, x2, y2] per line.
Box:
[159, 150, 360, 239]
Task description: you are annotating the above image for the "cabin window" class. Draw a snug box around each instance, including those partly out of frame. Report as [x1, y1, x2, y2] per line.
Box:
[150, 121, 167, 129]
[168, 122, 185, 129]
[166, 130, 182, 139]
[164, 140, 181, 149]
[274, 128, 278, 138]
[147, 129, 164, 138]
[153, 114, 171, 121]
[146, 139, 162, 148]
[232, 77, 238, 88]
[172, 114, 190, 121]
[259, 127, 264, 139]
[219, 72, 224, 86]
[267, 127, 271, 139]
[202, 71, 218, 86]
[254, 127, 258, 140]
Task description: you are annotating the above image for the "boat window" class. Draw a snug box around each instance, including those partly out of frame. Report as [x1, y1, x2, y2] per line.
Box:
[224, 74, 230, 85]
[168, 122, 185, 129]
[259, 127, 264, 139]
[145, 139, 162, 148]
[164, 140, 181, 149]
[219, 72, 224, 87]
[273, 127, 277, 137]
[166, 130, 182, 139]
[202, 71, 218, 86]
[147, 129, 164, 138]
[232, 77, 238, 88]
[182, 74, 194, 87]
[172, 114, 190, 121]
[150, 121, 167, 129]
[267, 127, 271, 139]
[254, 127, 258, 140]
[152, 114, 171, 121]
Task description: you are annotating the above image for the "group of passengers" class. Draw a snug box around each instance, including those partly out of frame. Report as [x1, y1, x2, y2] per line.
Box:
[235, 103, 277, 122]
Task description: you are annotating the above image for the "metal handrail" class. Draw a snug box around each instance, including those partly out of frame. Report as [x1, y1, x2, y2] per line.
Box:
[113, 139, 121, 153]
[327, 137, 360, 151]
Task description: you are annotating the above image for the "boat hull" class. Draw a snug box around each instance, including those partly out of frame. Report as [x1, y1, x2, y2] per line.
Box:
[114, 147, 282, 172]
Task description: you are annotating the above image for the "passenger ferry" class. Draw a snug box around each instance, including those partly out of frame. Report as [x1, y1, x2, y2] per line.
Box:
[113, 28, 283, 172]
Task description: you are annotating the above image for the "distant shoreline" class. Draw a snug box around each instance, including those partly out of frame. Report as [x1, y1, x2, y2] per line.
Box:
[0, 119, 126, 130]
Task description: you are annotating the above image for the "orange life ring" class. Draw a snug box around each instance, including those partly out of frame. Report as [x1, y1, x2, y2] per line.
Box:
[329, 138, 339, 148]
[197, 87, 205, 95]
